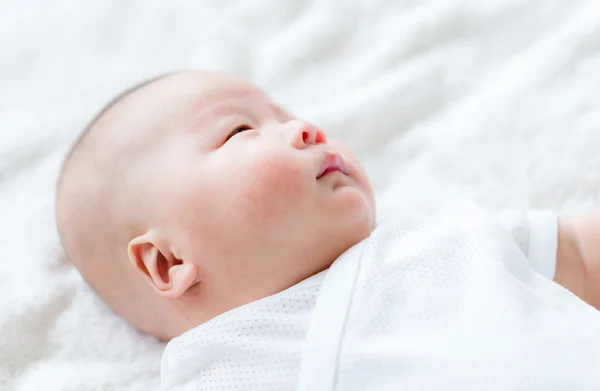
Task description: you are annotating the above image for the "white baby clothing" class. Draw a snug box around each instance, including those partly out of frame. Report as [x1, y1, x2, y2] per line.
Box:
[161, 202, 600, 390]
[160, 270, 326, 390]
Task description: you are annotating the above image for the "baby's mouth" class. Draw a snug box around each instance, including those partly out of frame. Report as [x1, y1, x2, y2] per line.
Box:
[317, 152, 347, 179]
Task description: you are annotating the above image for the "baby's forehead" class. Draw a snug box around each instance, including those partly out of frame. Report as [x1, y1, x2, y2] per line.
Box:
[147, 71, 270, 108]
[150, 74, 288, 121]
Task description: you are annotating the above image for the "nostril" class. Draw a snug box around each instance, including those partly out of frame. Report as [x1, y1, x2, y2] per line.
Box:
[315, 131, 325, 144]
[302, 131, 309, 143]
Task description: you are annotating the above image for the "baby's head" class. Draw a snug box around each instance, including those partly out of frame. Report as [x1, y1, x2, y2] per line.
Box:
[56, 70, 375, 340]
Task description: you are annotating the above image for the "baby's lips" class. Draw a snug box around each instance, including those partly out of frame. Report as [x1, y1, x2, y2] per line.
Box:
[317, 152, 347, 179]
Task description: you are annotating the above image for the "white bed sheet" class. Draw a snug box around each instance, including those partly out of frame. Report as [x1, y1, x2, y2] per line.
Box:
[1, 0, 599, 389]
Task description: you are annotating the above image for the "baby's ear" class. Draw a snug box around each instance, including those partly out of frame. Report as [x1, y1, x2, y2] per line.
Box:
[127, 232, 199, 299]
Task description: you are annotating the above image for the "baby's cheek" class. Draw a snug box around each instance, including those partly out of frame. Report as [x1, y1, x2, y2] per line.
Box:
[238, 154, 307, 222]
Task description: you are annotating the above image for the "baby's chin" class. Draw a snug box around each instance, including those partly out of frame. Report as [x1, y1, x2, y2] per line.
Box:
[327, 185, 375, 244]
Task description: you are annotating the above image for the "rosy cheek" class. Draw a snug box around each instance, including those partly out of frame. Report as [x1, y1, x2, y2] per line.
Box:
[238, 154, 306, 221]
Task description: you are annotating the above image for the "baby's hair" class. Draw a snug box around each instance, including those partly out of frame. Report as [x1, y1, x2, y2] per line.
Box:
[58, 71, 176, 187]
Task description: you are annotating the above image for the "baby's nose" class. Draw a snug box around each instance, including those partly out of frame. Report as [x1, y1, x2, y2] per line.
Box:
[286, 120, 327, 149]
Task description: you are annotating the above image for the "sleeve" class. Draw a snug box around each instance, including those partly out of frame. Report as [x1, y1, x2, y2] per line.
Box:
[494, 210, 559, 280]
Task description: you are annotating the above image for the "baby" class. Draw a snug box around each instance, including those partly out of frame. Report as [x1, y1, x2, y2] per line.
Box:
[56, 70, 600, 390]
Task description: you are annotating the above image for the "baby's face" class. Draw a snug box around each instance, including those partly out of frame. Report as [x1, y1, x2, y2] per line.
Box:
[140, 72, 375, 311]
[61, 70, 375, 336]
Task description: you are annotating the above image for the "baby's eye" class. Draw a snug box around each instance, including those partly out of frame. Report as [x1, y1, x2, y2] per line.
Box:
[226, 125, 253, 141]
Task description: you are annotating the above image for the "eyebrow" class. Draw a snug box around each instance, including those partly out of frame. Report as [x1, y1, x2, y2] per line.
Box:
[203, 104, 242, 117]
[185, 101, 246, 136]
[191, 96, 290, 124]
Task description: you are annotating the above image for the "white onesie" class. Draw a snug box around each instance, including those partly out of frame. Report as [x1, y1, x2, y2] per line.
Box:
[161, 202, 600, 391]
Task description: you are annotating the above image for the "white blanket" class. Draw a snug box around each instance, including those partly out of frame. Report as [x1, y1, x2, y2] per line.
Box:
[2, 0, 600, 389]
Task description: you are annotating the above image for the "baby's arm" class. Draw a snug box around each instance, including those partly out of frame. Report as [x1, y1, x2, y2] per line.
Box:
[556, 212, 600, 309]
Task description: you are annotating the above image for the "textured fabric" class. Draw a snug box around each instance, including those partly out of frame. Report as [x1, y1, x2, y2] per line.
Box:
[299, 202, 600, 391]
[161, 271, 325, 390]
